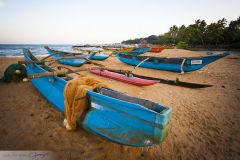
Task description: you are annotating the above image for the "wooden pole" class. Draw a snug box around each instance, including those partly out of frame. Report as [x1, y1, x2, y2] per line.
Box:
[27, 67, 101, 79]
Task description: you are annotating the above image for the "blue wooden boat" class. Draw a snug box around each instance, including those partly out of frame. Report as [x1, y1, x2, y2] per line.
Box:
[90, 54, 109, 60]
[44, 46, 96, 66]
[23, 49, 172, 146]
[45, 46, 109, 62]
[131, 48, 151, 54]
[116, 52, 230, 72]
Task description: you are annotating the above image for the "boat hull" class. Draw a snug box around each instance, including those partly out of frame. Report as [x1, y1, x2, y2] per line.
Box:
[90, 55, 109, 60]
[23, 49, 172, 146]
[150, 47, 165, 53]
[90, 70, 157, 86]
[131, 48, 151, 54]
[117, 52, 230, 72]
[45, 47, 94, 66]
[84, 89, 172, 146]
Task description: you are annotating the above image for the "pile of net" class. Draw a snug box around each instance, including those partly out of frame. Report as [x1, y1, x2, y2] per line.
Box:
[0, 64, 27, 83]
[63, 75, 106, 131]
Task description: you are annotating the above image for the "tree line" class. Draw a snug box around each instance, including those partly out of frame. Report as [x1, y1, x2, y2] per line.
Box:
[122, 17, 240, 49]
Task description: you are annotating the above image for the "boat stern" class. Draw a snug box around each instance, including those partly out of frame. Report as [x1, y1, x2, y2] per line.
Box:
[153, 107, 172, 144]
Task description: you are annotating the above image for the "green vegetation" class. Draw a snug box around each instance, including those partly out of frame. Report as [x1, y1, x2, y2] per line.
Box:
[122, 17, 240, 49]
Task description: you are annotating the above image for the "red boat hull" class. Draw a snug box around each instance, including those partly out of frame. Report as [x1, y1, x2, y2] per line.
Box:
[90, 70, 157, 86]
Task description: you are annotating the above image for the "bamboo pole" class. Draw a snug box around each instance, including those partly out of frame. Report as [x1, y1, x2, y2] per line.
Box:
[27, 67, 101, 79]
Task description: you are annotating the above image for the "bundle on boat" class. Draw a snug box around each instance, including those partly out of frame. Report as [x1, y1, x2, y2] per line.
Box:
[23, 48, 172, 146]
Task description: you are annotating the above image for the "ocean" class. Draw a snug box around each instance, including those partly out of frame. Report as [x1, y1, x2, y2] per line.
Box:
[0, 44, 73, 57]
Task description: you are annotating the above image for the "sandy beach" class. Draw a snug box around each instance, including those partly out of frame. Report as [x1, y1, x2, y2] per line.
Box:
[0, 51, 240, 160]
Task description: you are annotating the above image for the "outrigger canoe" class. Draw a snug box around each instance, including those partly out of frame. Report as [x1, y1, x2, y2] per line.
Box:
[45, 46, 109, 62]
[116, 52, 230, 72]
[23, 49, 172, 146]
[44, 46, 96, 66]
[126, 47, 165, 54]
[131, 48, 151, 54]
[90, 69, 158, 86]
[90, 54, 109, 60]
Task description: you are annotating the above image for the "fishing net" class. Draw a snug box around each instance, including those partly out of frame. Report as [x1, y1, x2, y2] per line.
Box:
[0, 64, 27, 83]
[63, 75, 106, 131]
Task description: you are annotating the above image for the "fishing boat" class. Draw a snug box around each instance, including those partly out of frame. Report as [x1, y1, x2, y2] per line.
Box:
[131, 47, 166, 54]
[131, 48, 151, 54]
[90, 69, 158, 86]
[23, 49, 172, 146]
[119, 48, 135, 52]
[150, 47, 165, 53]
[89, 54, 109, 60]
[45, 46, 109, 62]
[116, 52, 230, 72]
[44, 46, 96, 66]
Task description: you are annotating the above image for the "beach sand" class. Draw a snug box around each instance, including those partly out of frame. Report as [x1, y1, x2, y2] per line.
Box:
[0, 51, 240, 160]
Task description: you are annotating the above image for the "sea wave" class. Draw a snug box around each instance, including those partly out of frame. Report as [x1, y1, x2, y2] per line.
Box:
[0, 44, 73, 57]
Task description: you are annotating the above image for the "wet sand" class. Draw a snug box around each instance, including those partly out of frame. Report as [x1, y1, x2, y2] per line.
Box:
[0, 51, 240, 160]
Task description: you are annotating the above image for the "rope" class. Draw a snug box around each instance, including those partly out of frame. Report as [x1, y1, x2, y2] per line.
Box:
[131, 57, 151, 73]
[175, 58, 186, 82]
[180, 59, 186, 74]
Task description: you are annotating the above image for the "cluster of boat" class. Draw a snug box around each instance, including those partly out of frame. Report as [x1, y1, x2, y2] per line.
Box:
[21, 46, 229, 146]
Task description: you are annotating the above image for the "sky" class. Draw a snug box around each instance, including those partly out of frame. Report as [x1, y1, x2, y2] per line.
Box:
[0, 0, 239, 44]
